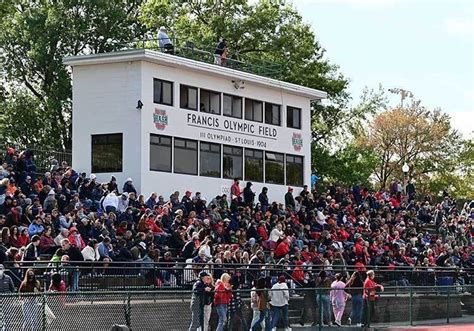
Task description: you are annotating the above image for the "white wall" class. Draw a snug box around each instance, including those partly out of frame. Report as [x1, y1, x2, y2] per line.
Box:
[71, 61, 142, 189]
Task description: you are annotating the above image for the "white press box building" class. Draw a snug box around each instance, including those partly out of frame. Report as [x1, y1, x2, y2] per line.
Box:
[64, 49, 326, 202]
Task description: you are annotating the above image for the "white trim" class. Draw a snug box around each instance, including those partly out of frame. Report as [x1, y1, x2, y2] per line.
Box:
[64, 49, 327, 100]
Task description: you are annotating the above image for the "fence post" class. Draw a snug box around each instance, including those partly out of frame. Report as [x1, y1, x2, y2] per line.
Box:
[41, 293, 47, 331]
[318, 289, 322, 331]
[125, 292, 132, 329]
[409, 287, 413, 326]
[446, 287, 450, 324]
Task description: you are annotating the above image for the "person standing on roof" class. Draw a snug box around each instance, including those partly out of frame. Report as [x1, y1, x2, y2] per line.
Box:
[158, 26, 174, 54]
[214, 38, 228, 66]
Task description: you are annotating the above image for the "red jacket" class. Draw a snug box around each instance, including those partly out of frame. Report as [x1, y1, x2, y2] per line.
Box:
[214, 280, 232, 305]
[275, 241, 290, 258]
[363, 277, 379, 301]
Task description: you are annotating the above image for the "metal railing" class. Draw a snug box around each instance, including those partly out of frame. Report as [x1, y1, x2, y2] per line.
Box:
[0, 285, 472, 330]
[4, 261, 473, 292]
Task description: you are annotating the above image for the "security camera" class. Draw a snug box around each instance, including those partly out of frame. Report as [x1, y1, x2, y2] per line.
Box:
[136, 100, 143, 110]
[232, 80, 245, 90]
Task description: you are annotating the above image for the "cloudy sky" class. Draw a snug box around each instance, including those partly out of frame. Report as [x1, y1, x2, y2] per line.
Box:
[291, 0, 473, 137]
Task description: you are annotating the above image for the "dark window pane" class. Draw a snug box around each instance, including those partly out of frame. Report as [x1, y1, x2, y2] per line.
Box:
[245, 148, 263, 182]
[245, 99, 263, 122]
[174, 138, 198, 175]
[180, 85, 197, 110]
[287, 106, 301, 129]
[150, 134, 172, 172]
[153, 78, 173, 105]
[223, 94, 242, 118]
[200, 142, 221, 177]
[200, 89, 220, 114]
[91, 133, 123, 173]
[223, 95, 232, 116]
[286, 154, 304, 186]
[265, 103, 280, 126]
[265, 151, 284, 184]
[223, 145, 242, 179]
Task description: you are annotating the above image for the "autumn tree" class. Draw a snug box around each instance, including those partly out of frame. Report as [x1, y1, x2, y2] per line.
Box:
[361, 102, 462, 190]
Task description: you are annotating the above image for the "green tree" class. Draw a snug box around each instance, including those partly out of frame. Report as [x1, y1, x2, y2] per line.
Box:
[0, 0, 146, 149]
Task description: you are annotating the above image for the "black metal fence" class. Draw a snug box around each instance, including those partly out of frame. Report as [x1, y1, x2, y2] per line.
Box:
[0, 285, 472, 331]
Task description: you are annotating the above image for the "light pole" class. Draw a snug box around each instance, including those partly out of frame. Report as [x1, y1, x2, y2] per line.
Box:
[402, 162, 410, 194]
[388, 88, 414, 108]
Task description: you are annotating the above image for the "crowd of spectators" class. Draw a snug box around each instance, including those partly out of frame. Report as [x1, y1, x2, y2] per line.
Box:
[0, 147, 473, 293]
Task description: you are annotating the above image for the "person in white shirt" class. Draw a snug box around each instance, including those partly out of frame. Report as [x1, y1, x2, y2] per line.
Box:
[157, 26, 173, 54]
[269, 224, 285, 251]
[81, 239, 99, 261]
[269, 275, 291, 331]
[101, 192, 119, 213]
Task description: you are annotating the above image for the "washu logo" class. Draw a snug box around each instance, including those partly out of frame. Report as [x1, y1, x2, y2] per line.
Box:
[153, 108, 168, 130]
[292, 133, 303, 151]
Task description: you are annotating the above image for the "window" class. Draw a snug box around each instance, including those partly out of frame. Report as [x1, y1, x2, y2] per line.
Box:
[265, 152, 284, 184]
[286, 154, 304, 186]
[265, 103, 281, 126]
[200, 142, 221, 178]
[223, 146, 243, 179]
[223, 94, 242, 118]
[287, 106, 301, 129]
[200, 89, 220, 114]
[245, 149, 263, 182]
[91, 133, 123, 173]
[174, 138, 198, 175]
[245, 99, 263, 122]
[180, 85, 198, 110]
[150, 134, 172, 172]
[153, 78, 173, 105]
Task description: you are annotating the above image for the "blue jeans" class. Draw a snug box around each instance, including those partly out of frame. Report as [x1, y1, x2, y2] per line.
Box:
[270, 305, 289, 329]
[251, 309, 271, 331]
[316, 294, 331, 324]
[350, 294, 363, 324]
[215, 304, 227, 331]
[70, 270, 80, 292]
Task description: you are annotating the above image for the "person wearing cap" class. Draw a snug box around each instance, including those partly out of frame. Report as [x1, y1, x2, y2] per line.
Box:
[157, 26, 174, 54]
[362, 270, 384, 327]
[188, 271, 213, 331]
[285, 187, 295, 211]
[269, 275, 291, 331]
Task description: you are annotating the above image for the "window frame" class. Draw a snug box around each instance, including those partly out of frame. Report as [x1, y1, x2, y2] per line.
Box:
[223, 145, 243, 179]
[173, 137, 198, 175]
[223, 94, 243, 119]
[200, 89, 221, 115]
[91, 133, 123, 173]
[153, 78, 174, 106]
[286, 106, 302, 129]
[264, 102, 281, 126]
[264, 151, 285, 185]
[286, 154, 304, 186]
[180, 84, 198, 111]
[244, 148, 264, 183]
[150, 134, 173, 172]
[200, 142, 221, 178]
[244, 98, 263, 123]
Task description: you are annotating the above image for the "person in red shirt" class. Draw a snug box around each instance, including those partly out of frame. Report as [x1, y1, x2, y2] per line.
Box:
[275, 237, 291, 259]
[362, 270, 384, 327]
[230, 178, 242, 206]
[214, 273, 233, 331]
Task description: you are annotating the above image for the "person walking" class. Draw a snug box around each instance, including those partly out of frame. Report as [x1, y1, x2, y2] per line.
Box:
[316, 270, 332, 326]
[346, 271, 364, 326]
[362, 270, 384, 327]
[251, 277, 270, 331]
[269, 275, 291, 331]
[330, 273, 347, 326]
[213, 273, 232, 331]
[188, 271, 213, 331]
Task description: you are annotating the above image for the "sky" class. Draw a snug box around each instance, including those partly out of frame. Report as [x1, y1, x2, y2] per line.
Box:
[291, 0, 474, 137]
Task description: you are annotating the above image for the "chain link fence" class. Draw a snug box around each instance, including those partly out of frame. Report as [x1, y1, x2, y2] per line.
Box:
[0, 285, 472, 331]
